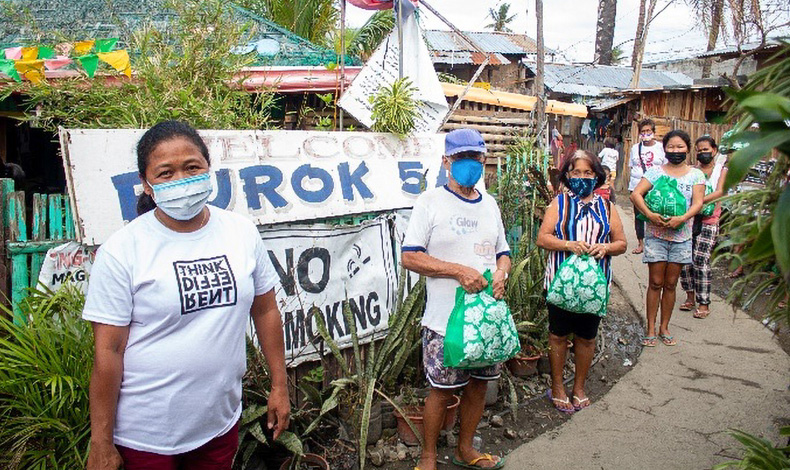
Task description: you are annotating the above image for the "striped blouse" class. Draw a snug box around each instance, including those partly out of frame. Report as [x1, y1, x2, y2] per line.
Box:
[543, 193, 613, 290]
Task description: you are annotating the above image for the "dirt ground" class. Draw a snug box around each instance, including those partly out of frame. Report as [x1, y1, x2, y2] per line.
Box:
[329, 282, 644, 470]
[709, 263, 790, 355]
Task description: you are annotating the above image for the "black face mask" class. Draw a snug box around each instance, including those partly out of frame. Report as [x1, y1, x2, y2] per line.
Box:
[697, 152, 714, 164]
[666, 152, 687, 164]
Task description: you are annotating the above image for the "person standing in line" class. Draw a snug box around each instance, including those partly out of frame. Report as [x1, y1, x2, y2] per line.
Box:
[537, 150, 627, 413]
[629, 119, 667, 255]
[631, 129, 705, 347]
[679, 136, 727, 319]
[598, 137, 620, 202]
[402, 129, 510, 470]
[84, 121, 290, 470]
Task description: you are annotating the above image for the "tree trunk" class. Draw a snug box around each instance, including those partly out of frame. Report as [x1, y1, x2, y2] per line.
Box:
[631, 0, 647, 67]
[535, 0, 546, 147]
[702, 0, 724, 78]
[630, 0, 658, 89]
[594, 0, 617, 65]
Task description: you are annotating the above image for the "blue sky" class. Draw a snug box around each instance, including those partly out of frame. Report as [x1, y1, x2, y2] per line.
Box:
[345, 0, 790, 64]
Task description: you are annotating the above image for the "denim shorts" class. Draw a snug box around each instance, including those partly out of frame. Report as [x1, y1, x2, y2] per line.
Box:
[643, 235, 693, 264]
[422, 328, 501, 389]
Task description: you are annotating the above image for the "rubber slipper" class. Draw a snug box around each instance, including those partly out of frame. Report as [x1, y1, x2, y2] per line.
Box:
[679, 301, 695, 311]
[641, 335, 657, 347]
[659, 334, 677, 346]
[693, 308, 710, 319]
[546, 389, 575, 414]
[451, 453, 505, 470]
[572, 395, 591, 411]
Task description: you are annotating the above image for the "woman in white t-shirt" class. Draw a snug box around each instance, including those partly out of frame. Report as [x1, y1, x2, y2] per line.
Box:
[628, 119, 667, 255]
[84, 121, 290, 469]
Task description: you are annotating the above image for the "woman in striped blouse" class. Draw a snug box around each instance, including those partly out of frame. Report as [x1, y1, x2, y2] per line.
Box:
[537, 150, 628, 414]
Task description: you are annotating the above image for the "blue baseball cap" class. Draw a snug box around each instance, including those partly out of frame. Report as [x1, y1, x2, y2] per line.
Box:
[445, 128, 487, 156]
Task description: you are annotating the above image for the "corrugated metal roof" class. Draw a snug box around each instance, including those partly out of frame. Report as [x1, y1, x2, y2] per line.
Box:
[696, 39, 781, 58]
[522, 62, 694, 96]
[430, 51, 510, 66]
[424, 30, 547, 55]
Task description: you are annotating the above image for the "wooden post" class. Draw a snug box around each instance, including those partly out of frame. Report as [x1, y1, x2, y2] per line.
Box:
[534, 0, 546, 147]
[0, 178, 12, 310]
[30, 194, 47, 287]
[8, 191, 27, 324]
[339, 0, 346, 130]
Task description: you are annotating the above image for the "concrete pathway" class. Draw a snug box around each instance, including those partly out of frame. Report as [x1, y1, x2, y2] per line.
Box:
[506, 204, 790, 469]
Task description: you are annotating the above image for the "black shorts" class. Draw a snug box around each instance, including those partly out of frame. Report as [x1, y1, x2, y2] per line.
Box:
[547, 302, 602, 340]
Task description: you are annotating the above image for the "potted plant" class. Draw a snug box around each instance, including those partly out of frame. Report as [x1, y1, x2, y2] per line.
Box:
[392, 386, 461, 445]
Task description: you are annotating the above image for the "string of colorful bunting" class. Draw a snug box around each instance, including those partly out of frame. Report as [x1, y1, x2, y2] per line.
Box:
[0, 38, 131, 84]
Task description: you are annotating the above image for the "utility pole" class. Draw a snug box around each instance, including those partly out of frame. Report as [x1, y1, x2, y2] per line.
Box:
[630, 0, 658, 89]
[534, 0, 546, 147]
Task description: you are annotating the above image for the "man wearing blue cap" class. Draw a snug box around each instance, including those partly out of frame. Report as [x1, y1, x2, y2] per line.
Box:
[402, 129, 510, 470]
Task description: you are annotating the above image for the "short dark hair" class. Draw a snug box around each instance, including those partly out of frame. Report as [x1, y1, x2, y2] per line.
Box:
[662, 129, 692, 150]
[559, 150, 607, 189]
[695, 135, 718, 149]
[638, 119, 656, 132]
[604, 137, 617, 149]
[136, 121, 211, 215]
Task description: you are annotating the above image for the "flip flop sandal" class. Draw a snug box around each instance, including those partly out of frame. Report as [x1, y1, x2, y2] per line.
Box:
[572, 395, 591, 411]
[693, 309, 711, 319]
[659, 334, 677, 346]
[641, 335, 657, 347]
[546, 389, 575, 414]
[451, 453, 505, 470]
[679, 301, 695, 311]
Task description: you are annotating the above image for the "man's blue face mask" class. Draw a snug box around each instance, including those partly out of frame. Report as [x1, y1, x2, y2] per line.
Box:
[450, 158, 483, 187]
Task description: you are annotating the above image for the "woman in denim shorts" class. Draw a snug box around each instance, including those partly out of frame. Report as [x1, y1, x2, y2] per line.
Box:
[630, 130, 705, 347]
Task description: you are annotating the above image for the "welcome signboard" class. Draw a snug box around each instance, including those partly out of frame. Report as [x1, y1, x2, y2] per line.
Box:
[60, 129, 449, 245]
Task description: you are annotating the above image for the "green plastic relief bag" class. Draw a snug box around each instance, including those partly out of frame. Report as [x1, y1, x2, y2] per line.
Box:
[546, 254, 609, 317]
[443, 270, 520, 369]
[636, 175, 688, 222]
[700, 182, 715, 217]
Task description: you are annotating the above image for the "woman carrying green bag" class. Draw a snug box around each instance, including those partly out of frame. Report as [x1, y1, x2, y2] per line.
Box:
[631, 130, 705, 347]
[537, 150, 627, 414]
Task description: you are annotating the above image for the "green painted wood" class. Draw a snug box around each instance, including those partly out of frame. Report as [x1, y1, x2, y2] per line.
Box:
[0, 179, 13, 309]
[49, 194, 64, 240]
[64, 196, 75, 239]
[7, 240, 70, 255]
[8, 192, 28, 325]
[30, 194, 48, 288]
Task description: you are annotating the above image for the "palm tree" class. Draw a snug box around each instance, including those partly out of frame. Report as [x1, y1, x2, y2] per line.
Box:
[339, 10, 395, 61]
[487, 3, 517, 32]
[685, 0, 725, 78]
[237, 0, 338, 47]
[594, 0, 617, 65]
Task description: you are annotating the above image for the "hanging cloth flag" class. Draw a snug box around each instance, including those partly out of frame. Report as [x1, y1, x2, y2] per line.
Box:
[38, 46, 55, 59]
[14, 59, 45, 83]
[77, 54, 99, 78]
[97, 50, 131, 77]
[74, 40, 95, 56]
[5, 46, 22, 60]
[346, 0, 417, 9]
[0, 59, 22, 82]
[21, 46, 38, 60]
[44, 56, 73, 71]
[95, 38, 119, 53]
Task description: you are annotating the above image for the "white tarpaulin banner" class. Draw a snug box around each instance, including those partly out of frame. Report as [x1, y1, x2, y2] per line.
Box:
[36, 242, 95, 292]
[258, 217, 397, 367]
[338, 4, 449, 133]
[60, 129, 448, 245]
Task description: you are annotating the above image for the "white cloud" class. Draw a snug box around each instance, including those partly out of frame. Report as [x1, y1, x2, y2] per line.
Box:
[343, 0, 786, 64]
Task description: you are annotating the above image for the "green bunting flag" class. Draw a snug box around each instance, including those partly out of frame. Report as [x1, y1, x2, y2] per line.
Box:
[95, 38, 118, 53]
[77, 54, 99, 78]
[38, 46, 55, 59]
[0, 59, 22, 82]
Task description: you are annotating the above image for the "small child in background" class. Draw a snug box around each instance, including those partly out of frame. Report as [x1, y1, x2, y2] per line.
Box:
[596, 137, 619, 202]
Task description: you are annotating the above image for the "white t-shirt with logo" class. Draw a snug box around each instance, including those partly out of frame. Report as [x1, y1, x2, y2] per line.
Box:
[402, 186, 510, 336]
[82, 206, 278, 455]
[598, 147, 619, 172]
[629, 141, 666, 191]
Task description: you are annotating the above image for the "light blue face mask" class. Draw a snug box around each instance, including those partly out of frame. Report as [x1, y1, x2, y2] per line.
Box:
[148, 172, 213, 221]
[450, 158, 483, 188]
